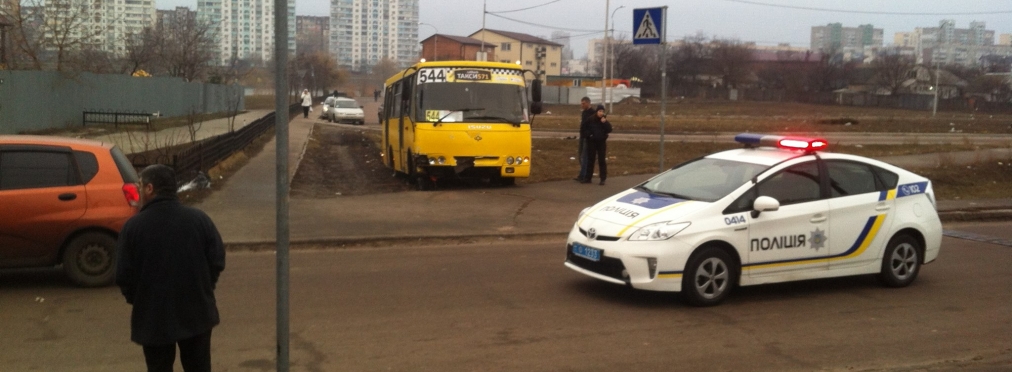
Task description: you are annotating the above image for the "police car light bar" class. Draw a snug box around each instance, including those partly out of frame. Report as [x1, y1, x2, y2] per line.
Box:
[734, 133, 828, 152]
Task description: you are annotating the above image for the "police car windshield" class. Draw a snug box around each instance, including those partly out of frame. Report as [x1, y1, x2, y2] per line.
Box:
[417, 83, 529, 124]
[641, 158, 767, 202]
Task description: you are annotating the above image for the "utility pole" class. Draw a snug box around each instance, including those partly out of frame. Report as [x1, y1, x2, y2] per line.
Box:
[932, 61, 939, 117]
[272, 0, 290, 368]
[608, 5, 624, 113]
[603, 0, 609, 108]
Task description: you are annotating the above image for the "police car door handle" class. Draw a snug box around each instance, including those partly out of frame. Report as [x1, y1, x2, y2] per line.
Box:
[875, 203, 891, 211]
[810, 214, 827, 223]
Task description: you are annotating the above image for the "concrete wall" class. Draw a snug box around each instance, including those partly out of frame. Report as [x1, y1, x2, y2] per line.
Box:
[0, 71, 245, 134]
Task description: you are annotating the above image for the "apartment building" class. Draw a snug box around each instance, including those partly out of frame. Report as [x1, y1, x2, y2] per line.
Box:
[999, 34, 1011, 46]
[469, 28, 562, 80]
[810, 23, 883, 59]
[894, 20, 1011, 66]
[296, 15, 328, 55]
[329, 0, 419, 72]
[156, 6, 195, 30]
[40, 0, 155, 55]
[198, 0, 296, 65]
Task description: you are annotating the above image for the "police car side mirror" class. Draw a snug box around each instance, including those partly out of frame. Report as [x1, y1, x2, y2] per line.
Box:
[751, 196, 780, 218]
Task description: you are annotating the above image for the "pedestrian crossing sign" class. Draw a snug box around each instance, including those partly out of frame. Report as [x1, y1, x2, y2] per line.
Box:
[632, 7, 666, 45]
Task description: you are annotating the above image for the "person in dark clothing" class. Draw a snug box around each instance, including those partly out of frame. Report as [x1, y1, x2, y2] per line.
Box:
[116, 164, 225, 372]
[584, 105, 613, 185]
[374, 88, 380, 102]
[574, 97, 597, 182]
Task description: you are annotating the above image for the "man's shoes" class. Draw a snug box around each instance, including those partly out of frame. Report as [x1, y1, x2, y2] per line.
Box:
[599, 180, 606, 185]
[579, 179, 591, 184]
[573, 177, 583, 181]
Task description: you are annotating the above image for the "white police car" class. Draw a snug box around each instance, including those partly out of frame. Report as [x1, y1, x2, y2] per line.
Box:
[565, 133, 942, 306]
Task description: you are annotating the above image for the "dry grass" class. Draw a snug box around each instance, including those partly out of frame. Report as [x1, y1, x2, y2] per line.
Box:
[537, 101, 1012, 134]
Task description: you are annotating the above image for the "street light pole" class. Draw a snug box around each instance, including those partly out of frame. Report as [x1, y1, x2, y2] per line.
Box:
[603, 0, 609, 108]
[608, 5, 624, 113]
[419, 22, 438, 61]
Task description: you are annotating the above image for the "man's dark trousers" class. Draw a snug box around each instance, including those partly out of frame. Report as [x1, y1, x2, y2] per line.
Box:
[576, 139, 589, 180]
[142, 330, 212, 372]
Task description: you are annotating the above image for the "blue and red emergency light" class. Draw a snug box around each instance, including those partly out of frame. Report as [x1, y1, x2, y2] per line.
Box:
[734, 133, 828, 152]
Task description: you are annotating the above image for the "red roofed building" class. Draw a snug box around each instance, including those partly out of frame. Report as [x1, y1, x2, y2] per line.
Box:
[420, 34, 497, 62]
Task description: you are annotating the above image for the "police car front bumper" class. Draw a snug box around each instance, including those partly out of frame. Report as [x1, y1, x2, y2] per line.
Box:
[564, 224, 691, 293]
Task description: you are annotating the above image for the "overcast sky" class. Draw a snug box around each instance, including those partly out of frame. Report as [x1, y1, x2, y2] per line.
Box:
[158, 0, 1012, 58]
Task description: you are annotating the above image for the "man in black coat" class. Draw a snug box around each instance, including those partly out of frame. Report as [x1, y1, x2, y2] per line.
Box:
[574, 96, 597, 182]
[116, 164, 225, 372]
[584, 105, 613, 185]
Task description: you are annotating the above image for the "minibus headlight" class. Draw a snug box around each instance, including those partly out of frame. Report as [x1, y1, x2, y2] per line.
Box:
[437, 156, 446, 165]
[506, 157, 515, 165]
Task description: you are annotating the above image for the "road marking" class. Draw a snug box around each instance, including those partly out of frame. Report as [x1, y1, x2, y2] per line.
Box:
[943, 230, 1012, 247]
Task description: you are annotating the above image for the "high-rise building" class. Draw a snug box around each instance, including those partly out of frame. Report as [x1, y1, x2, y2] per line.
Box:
[810, 23, 883, 58]
[41, 0, 155, 55]
[157, 7, 196, 30]
[551, 31, 573, 60]
[329, 0, 419, 72]
[198, 0, 296, 66]
[296, 15, 329, 55]
[893, 20, 1010, 66]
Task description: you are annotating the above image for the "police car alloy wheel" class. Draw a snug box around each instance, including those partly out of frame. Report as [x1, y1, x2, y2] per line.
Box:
[682, 246, 737, 307]
[563, 133, 943, 307]
[879, 235, 921, 287]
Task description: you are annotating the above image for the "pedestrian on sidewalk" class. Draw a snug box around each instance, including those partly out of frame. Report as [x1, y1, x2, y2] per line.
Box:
[301, 89, 312, 118]
[584, 105, 613, 185]
[573, 97, 596, 182]
[116, 164, 226, 372]
[374, 88, 380, 102]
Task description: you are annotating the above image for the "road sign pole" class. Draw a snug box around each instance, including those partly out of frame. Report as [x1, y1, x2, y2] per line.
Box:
[273, 0, 290, 367]
[660, 41, 666, 171]
[632, 6, 667, 171]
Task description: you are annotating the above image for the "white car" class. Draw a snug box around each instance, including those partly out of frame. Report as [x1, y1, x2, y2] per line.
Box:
[565, 133, 942, 306]
[325, 97, 365, 125]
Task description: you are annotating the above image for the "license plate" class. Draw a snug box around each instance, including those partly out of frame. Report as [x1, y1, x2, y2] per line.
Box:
[571, 242, 602, 262]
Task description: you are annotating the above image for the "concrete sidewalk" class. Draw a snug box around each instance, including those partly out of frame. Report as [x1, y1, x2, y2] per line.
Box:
[190, 101, 1011, 245]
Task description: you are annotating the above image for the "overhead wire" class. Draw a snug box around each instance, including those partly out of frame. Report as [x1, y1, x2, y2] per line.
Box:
[486, 0, 564, 14]
[722, 0, 1012, 15]
[486, 12, 602, 33]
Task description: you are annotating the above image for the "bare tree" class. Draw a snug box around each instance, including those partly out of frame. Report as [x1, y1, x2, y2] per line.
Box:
[369, 57, 399, 89]
[155, 14, 215, 81]
[709, 39, 754, 90]
[870, 53, 914, 95]
[969, 75, 1012, 103]
[185, 108, 204, 141]
[122, 27, 158, 75]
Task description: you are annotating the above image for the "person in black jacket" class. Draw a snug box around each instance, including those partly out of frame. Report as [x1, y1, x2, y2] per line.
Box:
[584, 105, 613, 185]
[116, 164, 225, 372]
[574, 97, 597, 182]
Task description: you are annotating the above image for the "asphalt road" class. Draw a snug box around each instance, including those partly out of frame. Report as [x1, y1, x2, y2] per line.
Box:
[2, 229, 1011, 371]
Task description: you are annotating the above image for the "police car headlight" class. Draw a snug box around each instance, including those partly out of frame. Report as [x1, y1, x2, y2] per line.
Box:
[629, 222, 690, 241]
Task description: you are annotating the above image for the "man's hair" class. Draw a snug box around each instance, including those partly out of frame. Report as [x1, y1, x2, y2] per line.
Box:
[140, 164, 177, 197]
[580, 97, 591, 103]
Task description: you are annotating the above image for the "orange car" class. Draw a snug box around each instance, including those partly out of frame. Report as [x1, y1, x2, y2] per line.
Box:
[0, 135, 139, 286]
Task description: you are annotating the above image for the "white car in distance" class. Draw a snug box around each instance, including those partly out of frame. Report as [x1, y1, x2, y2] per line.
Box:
[325, 97, 365, 125]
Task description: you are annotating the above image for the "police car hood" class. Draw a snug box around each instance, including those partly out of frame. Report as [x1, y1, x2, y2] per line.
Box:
[579, 189, 707, 235]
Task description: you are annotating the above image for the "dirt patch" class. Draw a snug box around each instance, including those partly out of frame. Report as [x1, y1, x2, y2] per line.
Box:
[914, 158, 1012, 200]
[290, 124, 411, 198]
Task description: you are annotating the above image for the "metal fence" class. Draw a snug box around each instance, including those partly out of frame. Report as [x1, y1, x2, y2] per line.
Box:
[0, 70, 244, 134]
[167, 104, 299, 181]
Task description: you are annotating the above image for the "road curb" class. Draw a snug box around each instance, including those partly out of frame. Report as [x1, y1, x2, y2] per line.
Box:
[218, 210, 1012, 249]
[223, 232, 570, 251]
[939, 209, 1012, 222]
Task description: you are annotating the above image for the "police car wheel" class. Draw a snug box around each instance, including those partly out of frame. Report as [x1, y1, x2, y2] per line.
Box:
[879, 235, 921, 288]
[681, 246, 736, 307]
